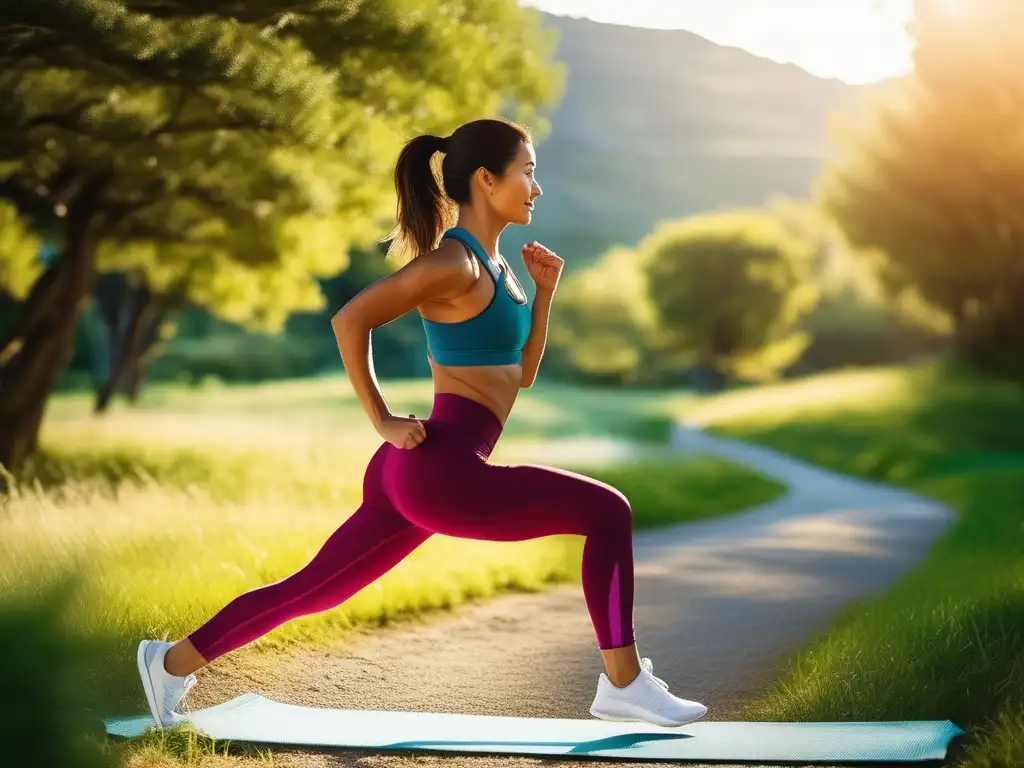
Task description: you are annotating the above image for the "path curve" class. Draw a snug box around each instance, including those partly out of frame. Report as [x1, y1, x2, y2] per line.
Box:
[182, 426, 957, 768]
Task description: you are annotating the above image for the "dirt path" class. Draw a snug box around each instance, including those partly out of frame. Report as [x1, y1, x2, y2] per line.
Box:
[180, 427, 956, 768]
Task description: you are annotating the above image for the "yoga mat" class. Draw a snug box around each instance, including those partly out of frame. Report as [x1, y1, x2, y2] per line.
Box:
[104, 693, 965, 763]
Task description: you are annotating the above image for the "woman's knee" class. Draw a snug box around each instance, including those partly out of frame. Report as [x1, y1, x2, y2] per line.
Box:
[592, 483, 633, 532]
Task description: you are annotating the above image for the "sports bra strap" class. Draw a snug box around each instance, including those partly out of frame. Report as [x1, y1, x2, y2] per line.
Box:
[442, 227, 500, 283]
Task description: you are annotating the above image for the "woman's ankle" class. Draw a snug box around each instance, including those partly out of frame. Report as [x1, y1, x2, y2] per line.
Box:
[164, 639, 206, 677]
[600, 642, 642, 687]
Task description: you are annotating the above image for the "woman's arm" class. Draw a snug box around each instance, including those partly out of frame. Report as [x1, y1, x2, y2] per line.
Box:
[331, 244, 475, 428]
[519, 242, 564, 389]
[520, 286, 554, 388]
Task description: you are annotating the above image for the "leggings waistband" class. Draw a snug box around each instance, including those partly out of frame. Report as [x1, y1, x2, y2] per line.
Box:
[426, 392, 504, 456]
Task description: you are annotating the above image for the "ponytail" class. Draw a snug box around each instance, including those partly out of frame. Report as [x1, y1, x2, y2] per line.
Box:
[384, 134, 453, 260]
[382, 119, 532, 260]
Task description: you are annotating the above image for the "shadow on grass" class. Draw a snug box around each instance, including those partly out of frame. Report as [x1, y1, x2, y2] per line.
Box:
[20, 447, 220, 493]
[0, 577, 121, 768]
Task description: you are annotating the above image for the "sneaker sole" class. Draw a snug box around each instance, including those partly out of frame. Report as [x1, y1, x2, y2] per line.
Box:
[136, 640, 165, 730]
[590, 705, 708, 728]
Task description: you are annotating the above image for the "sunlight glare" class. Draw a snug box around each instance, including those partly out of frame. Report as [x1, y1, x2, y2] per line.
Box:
[933, 0, 971, 18]
[522, 0, 917, 84]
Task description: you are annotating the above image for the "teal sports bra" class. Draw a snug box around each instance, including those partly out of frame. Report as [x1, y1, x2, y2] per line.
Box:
[421, 227, 532, 366]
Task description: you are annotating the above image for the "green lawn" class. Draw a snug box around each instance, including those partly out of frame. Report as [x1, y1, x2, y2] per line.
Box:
[1, 376, 783, 768]
[679, 360, 1024, 768]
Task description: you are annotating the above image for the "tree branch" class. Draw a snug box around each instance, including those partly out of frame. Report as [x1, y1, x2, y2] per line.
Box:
[151, 117, 269, 137]
[110, 226, 220, 249]
[19, 97, 110, 133]
[173, 184, 249, 216]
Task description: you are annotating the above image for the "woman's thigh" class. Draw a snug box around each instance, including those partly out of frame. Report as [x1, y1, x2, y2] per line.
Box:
[387, 443, 632, 543]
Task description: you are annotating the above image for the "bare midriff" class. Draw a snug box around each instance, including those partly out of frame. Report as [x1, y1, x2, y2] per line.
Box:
[427, 357, 522, 427]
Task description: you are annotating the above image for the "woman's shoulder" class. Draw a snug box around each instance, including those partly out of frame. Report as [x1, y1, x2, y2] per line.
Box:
[414, 237, 479, 277]
[396, 238, 479, 301]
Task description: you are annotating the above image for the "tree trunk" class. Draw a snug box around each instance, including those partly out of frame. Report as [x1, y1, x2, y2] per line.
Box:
[0, 186, 103, 481]
[124, 355, 148, 403]
[123, 303, 173, 404]
[121, 300, 174, 406]
[94, 281, 150, 414]
[89, 271, 128, 400]
[697, 323, 735, 392]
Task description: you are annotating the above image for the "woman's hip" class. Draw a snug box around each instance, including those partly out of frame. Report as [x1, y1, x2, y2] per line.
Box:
[424, 392, 505, 455]
[371, 393, 500, 503]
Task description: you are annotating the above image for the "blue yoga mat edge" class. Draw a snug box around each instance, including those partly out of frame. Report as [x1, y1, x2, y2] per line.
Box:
[103, 693, 966, 763]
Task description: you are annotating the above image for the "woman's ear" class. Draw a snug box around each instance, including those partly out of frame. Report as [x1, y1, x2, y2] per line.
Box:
[473, 166, 496, 196]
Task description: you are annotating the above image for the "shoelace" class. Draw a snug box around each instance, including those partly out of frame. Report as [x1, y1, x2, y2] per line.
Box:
[641, 658, 669, 690]
[164, 673, 198, 719]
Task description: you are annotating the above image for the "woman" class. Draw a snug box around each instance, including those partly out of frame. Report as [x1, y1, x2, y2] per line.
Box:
[137, 117, 708, 730]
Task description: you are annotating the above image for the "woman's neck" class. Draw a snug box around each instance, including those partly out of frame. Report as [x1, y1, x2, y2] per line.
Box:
[454, 207, 505, 261]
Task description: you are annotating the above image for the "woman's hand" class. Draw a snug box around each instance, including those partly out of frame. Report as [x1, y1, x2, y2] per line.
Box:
[522, 241, 564, 293]
[375, 414, 427, 450]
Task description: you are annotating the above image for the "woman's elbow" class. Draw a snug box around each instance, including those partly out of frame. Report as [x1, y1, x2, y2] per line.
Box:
[331, 305, 359, 334]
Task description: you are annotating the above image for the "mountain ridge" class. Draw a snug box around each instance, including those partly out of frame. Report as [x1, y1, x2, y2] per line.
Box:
[499, 11, 876, 270]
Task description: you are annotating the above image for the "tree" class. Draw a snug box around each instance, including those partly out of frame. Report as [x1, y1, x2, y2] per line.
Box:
[639, 211, 820, 389]
[816, 0, 1024, 379]
[127, 0, 562, 129]
[0, 0, 343, 475]
[767, 196, 950, 374]
[0, 0, 563, 472]
[547, 246, 660, 386]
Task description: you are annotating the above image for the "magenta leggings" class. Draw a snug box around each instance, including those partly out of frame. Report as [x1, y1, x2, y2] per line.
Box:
[188, 393, 636, 660]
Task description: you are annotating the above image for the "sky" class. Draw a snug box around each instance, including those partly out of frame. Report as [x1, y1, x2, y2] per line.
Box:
[521, 0, 918, 84]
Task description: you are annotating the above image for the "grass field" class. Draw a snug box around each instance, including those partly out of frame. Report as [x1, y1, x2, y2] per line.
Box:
[679, 360, 1024, 768]
[1, 376, 784, 768]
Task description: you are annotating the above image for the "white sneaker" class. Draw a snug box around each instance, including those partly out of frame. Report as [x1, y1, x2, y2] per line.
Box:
[590, 657, 708, 727]
[137, 640, 197, 728]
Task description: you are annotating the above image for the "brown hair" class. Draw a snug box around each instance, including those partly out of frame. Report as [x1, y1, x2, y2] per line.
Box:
[383, 117, 531, 259]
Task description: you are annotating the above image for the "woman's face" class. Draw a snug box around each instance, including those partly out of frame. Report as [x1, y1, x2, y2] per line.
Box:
[484, 141, 543, 226]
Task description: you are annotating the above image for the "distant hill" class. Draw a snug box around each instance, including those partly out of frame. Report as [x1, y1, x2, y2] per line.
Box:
[501, 13, 873, 272]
